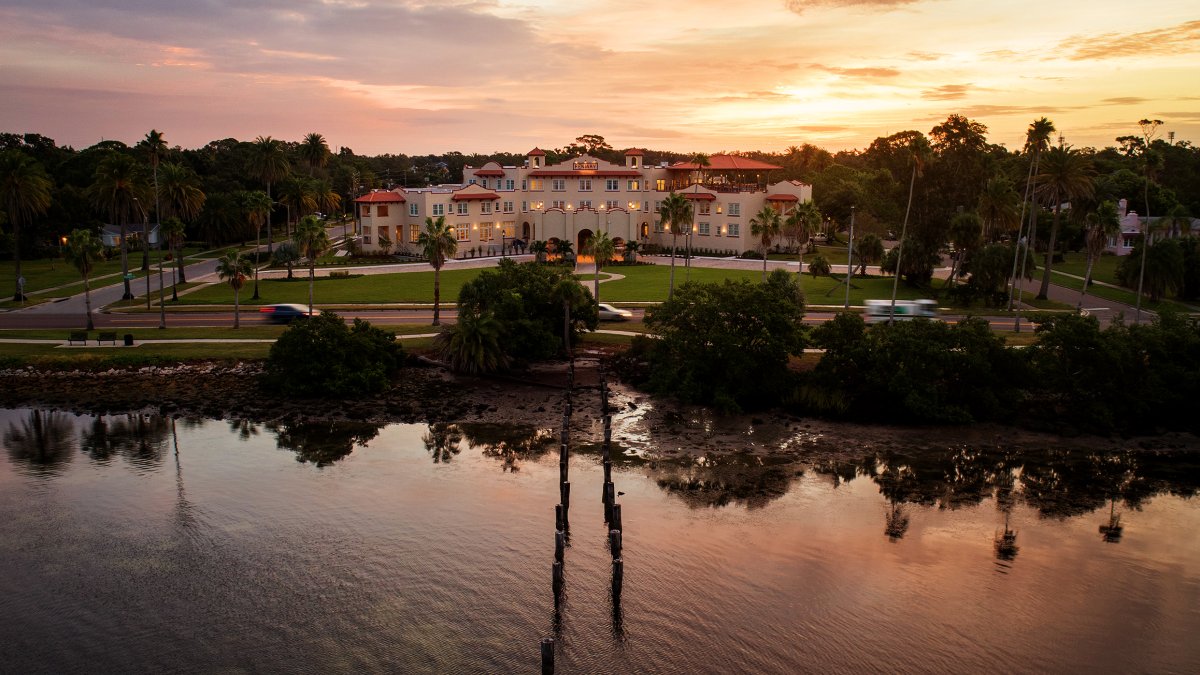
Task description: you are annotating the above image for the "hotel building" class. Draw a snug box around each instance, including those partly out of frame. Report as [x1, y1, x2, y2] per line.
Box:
[354, 148, 812, 257]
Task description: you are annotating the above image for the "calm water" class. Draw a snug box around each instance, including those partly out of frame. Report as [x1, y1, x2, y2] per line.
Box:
[2, 408, 1199, 674]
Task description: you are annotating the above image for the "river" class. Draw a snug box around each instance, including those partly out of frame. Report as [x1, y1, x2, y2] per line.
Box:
[2, 408, 1198, 673]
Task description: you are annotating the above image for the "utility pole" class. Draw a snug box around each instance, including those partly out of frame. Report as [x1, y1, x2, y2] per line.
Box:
[845, 206, 855, 309]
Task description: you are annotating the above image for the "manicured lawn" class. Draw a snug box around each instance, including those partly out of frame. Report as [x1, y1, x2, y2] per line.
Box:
[1046, 271, 1197, 313]
[0, 341, 273, 364]
[0, 250, 186, 297]
[179, 267, 487, 305]
[1051, 252, 1122, 285]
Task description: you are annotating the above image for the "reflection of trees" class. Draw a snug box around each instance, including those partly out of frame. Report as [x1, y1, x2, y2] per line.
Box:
[269, 421, 382, 467]
[79, 414, 169, 469]
[4, 409, 76, 477]
[459, 424, 556, 471]
[654, 454, 801, 510]
[228, 418, 259, 441]
[423, 423, 464, 464]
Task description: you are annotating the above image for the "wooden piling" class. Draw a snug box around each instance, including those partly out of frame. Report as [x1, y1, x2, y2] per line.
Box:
[603, 481, 614, 505]
[559, 459, 568, 484]
[561, 481, 571, 511]
[611, 503, 622, 532]
[603, 460, 612, 484]
[555, 504, 564, 532]
[541, 637, 555, 674]
[552, 561, 563, 591]
[554, 529, 565, 563]
[612, 558, 624, 597]
[609, 529, 622, 559]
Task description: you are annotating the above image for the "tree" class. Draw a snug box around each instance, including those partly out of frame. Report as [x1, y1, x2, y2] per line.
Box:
[417, 215, 457, 325]
[946, 212, 984, 286]
[786, 200, 821, 265]
[978, 174, 1020, 241]
[299, 132, 329, 176]
[159, 216, 187, 301]
[0, 150, 52, 301]
[64, 229, 102, 329]
[137, 129, 168, 272]
[623, 239, 640, 263]
[750, 205, 782, 281]
[435, 310, 509, 374]
[1035, 146, 1095, 299]
[855, 233, 885, 275]
[888, 134, 932, 318]
[293, 214, 330, 314]
[529, 239, 548, 263]
[313, 179, 341, 217]
[248, 135, 289, 254]
[809, 254, 831, 278]
[263, 313, 405, 397]
[1119, 239, 1184, 303]
[1079, 200, 1120, 309]
[1135, 118, 1165, 324]
[658, 192, 692, 299]
[272, 241, 300, 279]
[378, 232, 393, 255]
[88, 152, 147, 300]
[239, 190, 272, 300]
[587, 229, 615, 305]
[215, 250, 251, 328]
[278, 176, 317, 232]
[158, 162, 205, 283]
[1010, 117, 1056, 317]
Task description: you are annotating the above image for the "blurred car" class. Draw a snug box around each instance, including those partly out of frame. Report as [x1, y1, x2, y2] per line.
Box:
[259, 303, 317, 323]
[597, 303, 633, 321]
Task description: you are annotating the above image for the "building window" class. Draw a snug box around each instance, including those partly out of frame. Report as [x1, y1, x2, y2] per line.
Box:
[579, 178, 592, 191]
[456, 225, 470, 242]
[378, 205, 389, 217]
[481, 201, 493, 215]
[698, 203, 711, 216]
[503, 201, 514, 213]
[552, 178, 566, 191]
[521, 179, 528, 190]
[728, 203, 741, 217]
[409, 203, 418, 217]
[628, 180, 640, 191]
[363, 225, 372, 236]
[1123, 235, 1137, 248]
[605, 179, 619, 191]
[728, 222, 740, 237]
[606, 200, 620, 210]
[552, 200, 565, 210]
[506, 179, 515, 190]
[655, 179, 666, 191]
[521, 201, 529, 213]
[580, 200, 592, 209]
[457, 202, 469, 215]
[699, 222, 711, 236]
[360, 204, 371, 217]
[362, 235, 372, 245]
[530, 179, 544, 191]
[653, 220, 664, 233]
[654, 200, 662, 212]
[468, 179, 477, 185]
[628, 201, 641, 211]
[433, 204, 445, 216]
[480, 224, 493, 241]
[409, 224, 419, 243]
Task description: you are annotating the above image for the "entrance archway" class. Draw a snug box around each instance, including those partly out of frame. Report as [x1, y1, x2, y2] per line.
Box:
[577, 228, 594, 253]
[522, 221, 530, 241]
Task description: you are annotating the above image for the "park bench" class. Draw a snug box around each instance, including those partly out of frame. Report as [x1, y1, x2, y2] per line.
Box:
[98, 332, 118, 345]
[68, 331, 89, 345]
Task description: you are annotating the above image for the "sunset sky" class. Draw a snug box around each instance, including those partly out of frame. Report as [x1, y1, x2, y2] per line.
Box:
[1, 0, 1196, 156]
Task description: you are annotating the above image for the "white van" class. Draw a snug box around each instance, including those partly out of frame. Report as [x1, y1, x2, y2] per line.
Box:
[864, 299, 937, 323]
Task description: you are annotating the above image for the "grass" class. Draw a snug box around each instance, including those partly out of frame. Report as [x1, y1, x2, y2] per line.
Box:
[1046, 272, 1197, 313]
[1052, 251, 1122, 285]
[0, 341, 272, 365]
[178, 267, 487, 305]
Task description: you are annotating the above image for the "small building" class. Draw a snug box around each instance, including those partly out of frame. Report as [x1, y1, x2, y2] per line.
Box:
[1105, 199, 1200, 256]
[101, 223, 160, 248]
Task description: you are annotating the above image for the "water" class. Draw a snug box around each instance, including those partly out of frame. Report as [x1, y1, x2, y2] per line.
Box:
[2, 408, 1199, 674]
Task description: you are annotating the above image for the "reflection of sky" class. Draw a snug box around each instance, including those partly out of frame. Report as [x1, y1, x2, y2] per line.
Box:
[1, 410, 1198, 673]
[0, 1, 1196, 153]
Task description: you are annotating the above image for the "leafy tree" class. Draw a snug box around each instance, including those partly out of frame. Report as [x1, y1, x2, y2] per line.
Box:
[639, 270, 807, 412]
[749, 204, 782, 281]
[417, 215, 457, 325]
[529, 239, 548, 263]
[87, 152, 147, 300]
[293, 214, 330, 313]
[960, 242, 1028, 305]
[0, 150, 52, 300]
[64, 228, 102, 329]
[978, 174, 1020, 241]
[785, 199, 821, 260]
[215, 250, 251, 328]
[263, 312, 406, 397]
[1035, 146, 1095, 298]
[248, 135, 289, 253]
[587, 229, 615, 305]
[623, 239, 639, 263]
[946, 212, 983, 286]
[808, 254, 830, 277]
[435, 310, 509, 374]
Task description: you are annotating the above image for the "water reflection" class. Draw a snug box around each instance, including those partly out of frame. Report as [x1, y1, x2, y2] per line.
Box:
[269, 420, 383, 467]
[423, 423, 463, 464]
[4, 409, 76, 477]
[459, 424, 557, 472]
[79, 413, 169, 470]
[652, 453, 802, 509]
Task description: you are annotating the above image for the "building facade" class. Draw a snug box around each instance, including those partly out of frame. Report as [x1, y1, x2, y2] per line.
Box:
[355, 148, 813, 257]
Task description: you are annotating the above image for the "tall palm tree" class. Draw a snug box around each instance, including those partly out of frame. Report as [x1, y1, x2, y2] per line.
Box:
[1135, 118, 1164, 324]
[197, 191, 242, 247]
[587, 230, 615, 305]
[685, 153, 710, 273]
[888, 134, 932, 319]
[293, 214, 330, 314]
[551, 277, 589, 357]
[215, 250, 251, 328]
[313, 179, 342, 217]
[299, 132, 329, 176]
[64, 229, 102, 330]
[138, 129, 168, 272]
[978, 174, 1020, 242]
[278, 176, 318, 231]
[159, 216, 186, 301]
[248, 135, 290, 254]
[659, 192, 691, 299]
[417, 215, 457, 325]
[88, 152, 147, 300]
[946, 212, 984, 287]
[855, 233, 885, 275]
[0, 150, 52, 301]
[1009, 117, 1056, 321]
[750, 205, 782, 281]
[787, 200, 821, 274]
[1079, 200, 1120, 310]
[158, 162, 205, 283]
[1035, 146, 1095, 299]
[240, 190, 272, 300]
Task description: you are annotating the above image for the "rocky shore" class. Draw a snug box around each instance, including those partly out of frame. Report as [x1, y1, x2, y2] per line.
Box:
[2, 361, 1197, 460]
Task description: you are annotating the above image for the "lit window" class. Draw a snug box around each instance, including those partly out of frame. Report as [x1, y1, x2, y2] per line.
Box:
[456, 225, 470, 242]
[655, 179, 666, 191]
[480, 224, 493, 241]
[628, 180, 640, 191]
[409, 225, 419, 243]
[530, 179, 544, 191]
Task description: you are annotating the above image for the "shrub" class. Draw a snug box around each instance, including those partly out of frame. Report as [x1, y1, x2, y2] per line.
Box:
[262, 312, 406, 397]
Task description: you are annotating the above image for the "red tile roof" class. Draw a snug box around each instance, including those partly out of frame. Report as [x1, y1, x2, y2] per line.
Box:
[624, 148, 644, 156]
[527, 148, 546, 156]
[682, 192, 716, 201]
[355, 190, 406, 203]
[766, 194, 799, 202]
[473, 169, 505, 176]
[452, 191, 501, 201]
[528, 170, 642, 177]
[667, 155, 782, 171]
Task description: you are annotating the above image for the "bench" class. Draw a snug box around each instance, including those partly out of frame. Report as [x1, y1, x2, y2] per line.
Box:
[68, 331, 89, 346]
[98, 332, 118, 345]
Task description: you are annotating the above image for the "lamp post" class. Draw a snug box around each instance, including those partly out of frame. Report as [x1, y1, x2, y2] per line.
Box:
[845, 206, 855, 309]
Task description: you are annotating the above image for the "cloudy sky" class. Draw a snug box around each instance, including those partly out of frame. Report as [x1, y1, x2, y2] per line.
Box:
[1, 0, 1196, 155]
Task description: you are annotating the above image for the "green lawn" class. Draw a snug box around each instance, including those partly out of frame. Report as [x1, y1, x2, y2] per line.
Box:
[1047, 271, 1197, 313]
[179, 267, 487, 305]
[1051, 252, 1122, 285]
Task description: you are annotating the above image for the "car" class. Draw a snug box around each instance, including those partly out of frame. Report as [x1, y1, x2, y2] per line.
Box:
[597, 303, 633, 321]
[259, 303, 317, 323]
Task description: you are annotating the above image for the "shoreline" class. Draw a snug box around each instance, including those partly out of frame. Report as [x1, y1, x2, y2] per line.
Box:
[2, 361, 1197, 459]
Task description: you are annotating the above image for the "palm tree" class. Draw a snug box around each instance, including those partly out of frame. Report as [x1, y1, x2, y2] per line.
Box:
[659, 192, 691, 299]
[788, 199, 822, 270]
[685, 153, 710, 273]
[299, 132, 329, 176]
[855, 233, 885, 275]
[64, 229, 102, 330]
[888, 134, 932, 319]
[158, 162, 205, 283]
[272, 241, 300, 279]
[1079, 200, 1120, 309]
[248, 135, 290, 254]
[159, 216, 186, 301]
[946, 212, 984, 287]
[138, 129, 168, 272]
[88, 152, 147, 300]
[623, 239, 640, 263]
[215, 250, 251, 328]
[530, 239, 549, 263]
[240, 190, 272, 300]
[293, 214, 330, 314]
[551, 277, 589, 357]
[0, 150, 52, 301]
[278, 176, 317, 233]
[1009, 117, 1056, 320]
[1135, 118, 1164, 324]
[587, 230, 616, 305]
[417, 215, 457, 325]
[750, 205, 782, 281]
[1035, 146, 1095, 299]
[435, 311, 509, 374]
[313, 179, 341, 218]
[978, 175, 1020, 242]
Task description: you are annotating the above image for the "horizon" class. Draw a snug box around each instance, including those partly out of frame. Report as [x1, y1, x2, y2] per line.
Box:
[1, 0, 1196, 156]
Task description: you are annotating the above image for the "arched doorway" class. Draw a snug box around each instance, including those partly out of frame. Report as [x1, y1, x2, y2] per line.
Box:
[577, 228, 594, 253]
[522, 221, 530, 241]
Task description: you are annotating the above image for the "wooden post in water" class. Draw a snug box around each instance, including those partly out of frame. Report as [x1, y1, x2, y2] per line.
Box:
[611, 503, 622, 532]
[559, 458, 568, 484]
[555, 529, 565, 563]
[552, 561, 564, 592]
[555, 504, 564, 532]
[541, 637, 555, 675]
[603, 481, 614, 505]
[561, 481, 571, 512]
[612, 558, 624, 598]
[609, 529, 622, 560]
[603, 460, 612, 484]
